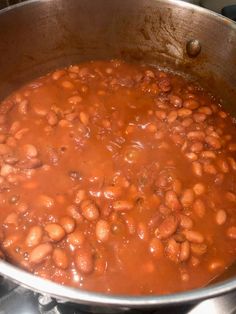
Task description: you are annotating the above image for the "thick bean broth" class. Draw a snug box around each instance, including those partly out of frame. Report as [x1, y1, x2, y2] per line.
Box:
[0, 60, 236, 295]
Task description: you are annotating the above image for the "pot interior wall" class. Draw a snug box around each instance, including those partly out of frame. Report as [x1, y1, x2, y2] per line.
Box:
[0, 0, 236, 115]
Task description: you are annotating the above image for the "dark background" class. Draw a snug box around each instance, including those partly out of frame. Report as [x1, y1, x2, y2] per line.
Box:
[0, 0, 26, 10]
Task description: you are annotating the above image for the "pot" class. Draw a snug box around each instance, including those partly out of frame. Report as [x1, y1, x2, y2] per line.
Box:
[0, 0, 236, 311]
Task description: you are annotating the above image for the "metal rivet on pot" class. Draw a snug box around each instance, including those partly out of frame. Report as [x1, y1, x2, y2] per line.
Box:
[186, 39, 201, 58]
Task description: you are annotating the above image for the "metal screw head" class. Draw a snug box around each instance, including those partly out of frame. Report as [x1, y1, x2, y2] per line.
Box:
[186, 39, 201, 58]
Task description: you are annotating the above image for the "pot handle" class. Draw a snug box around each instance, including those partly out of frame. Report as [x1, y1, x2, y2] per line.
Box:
[221, 5, 236, 21]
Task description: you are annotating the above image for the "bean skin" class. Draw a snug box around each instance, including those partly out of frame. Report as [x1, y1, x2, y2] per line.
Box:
[103, 186, 122, 199]
[215, 210, 227, 225]
[22, 144, 38, 158]
[112, 200, 133, 211]
[179, 215, 193, 230]
[44, 223, 66, 242]
[96, 220, 110, 242]
[67, 229, 85, 247]
[29, 243, 53, 264]
[192, 162, 203, 177]
[25, 226, 43, 247]
[166, 238, 180, 263]
[137, 222, 149, 241]
[183, 99, 199, 110]
[205, 136, 221, 150]
[52, 248, 69, 269]
[193, 183, 205, 196]
[75, 247, 94, 274]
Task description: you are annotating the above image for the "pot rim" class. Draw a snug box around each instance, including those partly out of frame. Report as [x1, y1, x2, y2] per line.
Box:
[0, 0, 236, 307]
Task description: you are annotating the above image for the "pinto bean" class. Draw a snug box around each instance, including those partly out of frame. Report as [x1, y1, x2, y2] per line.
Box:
[29, 243, 53, 264]
[215, 210, 227, 225]
[22, 144, 38, 158]
[166, 238, 180, 263]
[193, 183, 205, 195]
[156, 215, 178, 239]
[190, 142, 203, 153]
[193, 113, 207, 123]
[201, 151, 216, 159]
[52, 248, 69, 269]
[179, 215, 193, 230]
[67, 229, 85, 247]
[103, 186, 122, 199]
[183, 99, 199, 110]
[187, 131, 205, 141]
[192, 161, 203, 177]
[198, 106, 212, 115]
[167, 111, 177, 124]
[172, 178, 182, 195]
[165, 190, 181, 210]
[169, 95, 183, 108]
[227, 226, 236, 239]
[228, 157, 236, 170]
[47, 110, 58, 126]
[44, 223, 66, 242]
[184, 230, 204, 243]
[180, 189, 195, 207]
[178, 108, 192, 118]
[185, 152, 198, 161]
[205, 136, 221, 150]
[225, 192, 236, 203]
[75, 247, 94, 274]
[228, 143, 236, 152]
[137, 222, 149, 241]
[96, 220, 110, 242]
[180, 241, 190, 262]
[191, 243, 207, 256]
[81, 200, 99, 221]
[203, 163, 217, 175]
[60, 216, 75, 234]
[4, 212, 18, 225]
[112, 200, 133, 211]
[26, 226, 43, 247]
[193, 199, 206, 218]
[149, 238, 164, 258]
[217, 159, 229, 173]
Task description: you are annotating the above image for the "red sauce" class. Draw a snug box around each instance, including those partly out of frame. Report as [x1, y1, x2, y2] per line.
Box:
[0, 60, 236, 295]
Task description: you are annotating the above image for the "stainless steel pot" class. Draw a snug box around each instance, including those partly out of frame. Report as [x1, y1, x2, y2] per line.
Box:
[0, 0, 236, 310]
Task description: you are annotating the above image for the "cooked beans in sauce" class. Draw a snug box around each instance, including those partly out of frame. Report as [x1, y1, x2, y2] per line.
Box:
[0, 60, 236, 295]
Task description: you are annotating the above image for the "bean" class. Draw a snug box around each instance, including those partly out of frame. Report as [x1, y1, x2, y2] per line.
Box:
[16, 202, 29, 214]
[181, 189, 195, 207]
[36, 194, 55, 208]
[169, 95, 183, 108]
[187, 131, 205, 141]
[215, 210, 227, 225]
[22, 144, 38, 158]
[228, 143, 236, 152]
[75, 247, 94, 274]
[159, 79, 171, 92]
[201, 151, 216, 159]
[203, 163, 217, 175]
[67, 229, 85, 247]
[149, 238, 164, 258]
[193, 183, 205, 196]
[191, 256, 200, 267]
[81, 200, 99, 221]
[68, 95, 82, 104]
[113, 200, 133, 211]
[165, 190, 181, 210]
[185, 152, 198, 161]
[227, 226, 236, 239]
[192, 161, 203, 177]
[178, 108, 192, 117]
[155, 110, 166, 120]
[29, 243, 53, 264]
[14, 128, 29, 140]
[47, 111, 58, 126]
[1, 164, 16, 177]
[198, 106, 212, 115]
[66, 205, 83, 223]
[191, 243, 207, 256]
[79, 111, 89, 126]
[74, 189, 86, 204]
[4, 212, 18, 225]
[228, 157, 236, 171]
[166, 238, 180, 263]
[183, 99, 199, 110]
[25, 226, 43, 247]
[208, 260, 224, 272]
[205, 136, 221, 150]
[190, 142, 203, 153]
[217, 159, 229, 173]
[225, 192, 236, 202]
[172, 178, 182, 195]
[52, 70, 65, 80]
[123, 214, 136, 235]
[61, 80, 75, 89]
[52, 248, 69, 269]
[193, 199, 206, 218]
[180, 241, 190, 262]
[103, 186, 122, 199]
[179, 215, 193, 230]
[156, 215, 178, 239]
[44, 223, 66, 242]
[96, 220, 110, 242]
[184, 230, 204, 243]
[193, 113, 207, 123]
[137, 222, 149, 241]
[167, 111, 177, 124]
[2, 233, 20, 248]
[60, 216, 75, 234]
[182, 117, 193, 127]
[18, 99, 28, 114]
